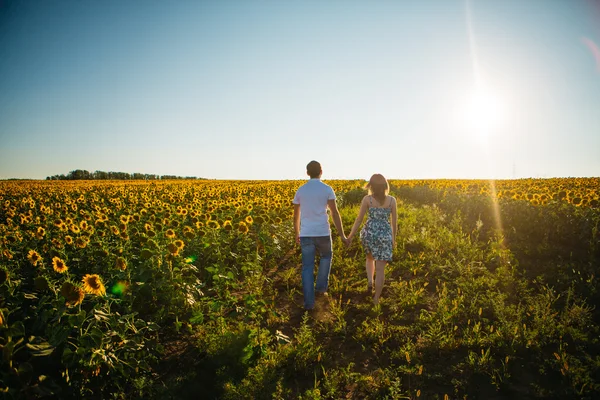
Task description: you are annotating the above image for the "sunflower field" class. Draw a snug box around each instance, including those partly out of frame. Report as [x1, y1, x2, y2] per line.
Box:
[0, 178, 599, 399]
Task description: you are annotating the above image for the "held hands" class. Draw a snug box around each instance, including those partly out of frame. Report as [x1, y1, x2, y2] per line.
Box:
[343, 235, 353, 248]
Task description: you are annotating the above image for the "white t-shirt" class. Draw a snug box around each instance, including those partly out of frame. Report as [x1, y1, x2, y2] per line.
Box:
[293, 178, 336, 237]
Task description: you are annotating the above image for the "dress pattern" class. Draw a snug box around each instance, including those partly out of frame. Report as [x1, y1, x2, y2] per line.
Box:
[360, 196, 393, 261]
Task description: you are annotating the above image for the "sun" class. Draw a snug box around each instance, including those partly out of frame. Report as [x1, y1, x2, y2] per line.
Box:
[459, 84, 506, 138]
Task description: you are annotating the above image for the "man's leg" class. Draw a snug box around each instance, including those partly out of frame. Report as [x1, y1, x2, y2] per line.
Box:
[314, 235, 332, 294]
[300, 237, 316, 309]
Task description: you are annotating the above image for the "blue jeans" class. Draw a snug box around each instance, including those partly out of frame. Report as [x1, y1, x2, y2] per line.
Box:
[300, 236, 332, 309]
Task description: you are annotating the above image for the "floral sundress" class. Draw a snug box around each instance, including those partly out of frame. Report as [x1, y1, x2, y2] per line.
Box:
[360, 196, 393, 261]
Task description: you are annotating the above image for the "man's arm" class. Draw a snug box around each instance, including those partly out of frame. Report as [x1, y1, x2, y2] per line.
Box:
[327, 199, 346, 240]
[293, 203, 301, 244]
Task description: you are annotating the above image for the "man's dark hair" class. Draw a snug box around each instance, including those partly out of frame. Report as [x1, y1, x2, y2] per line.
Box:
[306, 161, 322, 178]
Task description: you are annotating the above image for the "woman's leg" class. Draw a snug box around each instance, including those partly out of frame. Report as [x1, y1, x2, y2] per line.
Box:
[373, 260, 387, 304]
[365, 253, 375, 290]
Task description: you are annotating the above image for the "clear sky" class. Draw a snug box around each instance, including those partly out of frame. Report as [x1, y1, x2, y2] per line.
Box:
[1, 0, 599, 180]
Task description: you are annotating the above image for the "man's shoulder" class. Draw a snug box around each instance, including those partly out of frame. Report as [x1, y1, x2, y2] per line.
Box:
[317, 180, 334, 190]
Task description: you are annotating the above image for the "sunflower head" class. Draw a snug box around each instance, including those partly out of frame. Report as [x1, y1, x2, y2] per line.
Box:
[140, 249, 154, 260]
[0, 269, 8, 284]
[174, 239, 185, 250]
[52, 256, 68, 273]
[238, 222, 249, 234]
[75, 237, 88, 249]
[27, 250, 42, 266]
[165, 229, 176, 239]
[2, 249, 13, 260]
[167, 243, 179, 255]
[82, 274, 106, 296]
[61, 281, 85, 306]
[34, 276, 50, 291]
[115, 257, 127, 271]
[36, 227, 46, 239]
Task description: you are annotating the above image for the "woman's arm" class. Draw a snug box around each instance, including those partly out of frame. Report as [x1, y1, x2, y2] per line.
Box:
[348, 196, 369, 241]
[391, 197, 398, 247]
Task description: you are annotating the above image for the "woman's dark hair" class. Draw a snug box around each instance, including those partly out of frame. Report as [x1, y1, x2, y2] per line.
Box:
[366, 174, 389, 205]
[306, 161, 322, 178]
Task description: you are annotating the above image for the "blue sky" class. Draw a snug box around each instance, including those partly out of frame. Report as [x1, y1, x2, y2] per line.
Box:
[1, 0, 599, 180]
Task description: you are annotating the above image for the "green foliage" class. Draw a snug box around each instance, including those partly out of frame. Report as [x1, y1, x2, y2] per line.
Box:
[1, 179, 600, 398]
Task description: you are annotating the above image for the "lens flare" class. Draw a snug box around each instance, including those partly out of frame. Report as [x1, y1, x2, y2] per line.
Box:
[111, 281, 129, 296]
[184, 255, 197, 264]
[582, 37, 600, 73]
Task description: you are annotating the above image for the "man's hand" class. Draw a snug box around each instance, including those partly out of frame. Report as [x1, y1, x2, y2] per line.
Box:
[344, 236, 352, 247]
[296, 234, 301, 245]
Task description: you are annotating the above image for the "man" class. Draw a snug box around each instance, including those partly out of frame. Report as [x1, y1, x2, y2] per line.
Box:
[293, 161, 346, 310]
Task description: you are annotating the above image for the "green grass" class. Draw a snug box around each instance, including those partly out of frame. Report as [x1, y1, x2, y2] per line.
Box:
[157, 195, 600, 399]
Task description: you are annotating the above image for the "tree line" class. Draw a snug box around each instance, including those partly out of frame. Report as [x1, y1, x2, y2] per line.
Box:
[46, 170, 203, 181]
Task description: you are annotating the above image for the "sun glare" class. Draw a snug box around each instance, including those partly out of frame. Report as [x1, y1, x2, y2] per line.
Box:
[459, 84, 506, 137]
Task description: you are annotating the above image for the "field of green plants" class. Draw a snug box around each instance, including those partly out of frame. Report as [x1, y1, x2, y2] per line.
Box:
[1, 178, 599, 399]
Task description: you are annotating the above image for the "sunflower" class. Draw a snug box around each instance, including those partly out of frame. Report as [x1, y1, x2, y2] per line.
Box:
[61, 281, 85, 306]
[27, 250, 42, 266]
[52, 256, 68, 273]
[2, 249, 13, 260]
[0, 269, 8, 284]
[70, 224, 80, 234]
[110, 225, 120, 235]
[167, 243, 179, 255]
[165, 229, 176, 239]
[0, 311, 3, 327]
[36, 227, 46, 239]
[245, 215, 253, 225]
[51, 238, 64, 249]
[115, 257, 127, 271]
[207, 220, 220, 229]
[82, 274, 106, 296]
[222, 220, 232, 231]
[174, 239, 185, 250]
[75, 237, 88, 249]
[119, 215, 129, 224]
[238, 222, 249, 234]
[34, 276, 50, 291]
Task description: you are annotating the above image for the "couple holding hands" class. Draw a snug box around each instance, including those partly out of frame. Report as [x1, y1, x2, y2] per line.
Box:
[293, 161, 398, 309]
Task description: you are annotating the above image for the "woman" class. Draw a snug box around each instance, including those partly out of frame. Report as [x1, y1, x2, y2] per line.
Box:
[346, 174, 397, 305]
